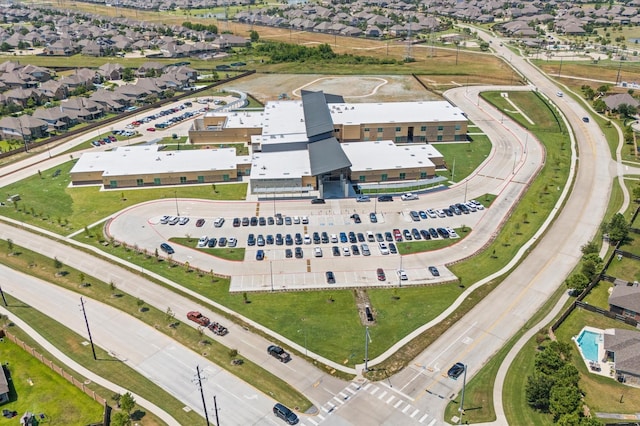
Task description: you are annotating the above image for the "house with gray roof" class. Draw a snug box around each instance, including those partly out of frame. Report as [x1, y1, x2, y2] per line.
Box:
[603, 93, 640, 112]
[604, 328, 640, 381]
[610, 281, 640, 321]
[0, 365, 8, 405]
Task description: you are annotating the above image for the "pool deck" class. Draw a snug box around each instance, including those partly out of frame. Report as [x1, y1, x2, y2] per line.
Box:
[573, 326, 614, 379]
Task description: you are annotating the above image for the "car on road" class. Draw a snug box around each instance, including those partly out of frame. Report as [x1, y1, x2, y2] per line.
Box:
[311, 198, 325, 204]
[448, 362, 465, 379]
[397, 269, 408, 281]
[146, 127, 156, 132]
[160, 243, 174, 254]
[401, 192, 418, 201]
[428, 266, 440, 277]
[377, 268, 386, 281]
[273, 403, 299, 425]
[196, 218, 205, 227]
[268, 345, 291, 363]
[377, 195, 393, 202]
[325, 271, 336, 284]
[256, 250, 265, 261]
[556, 91, 563, 97]
[582, 116, 590, 123]
[356, 195, 370, 202]
[187, 311, 210, 326]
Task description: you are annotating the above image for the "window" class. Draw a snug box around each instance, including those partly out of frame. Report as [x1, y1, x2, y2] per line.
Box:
[437, 135, 443, 141]
[377, 127, 383, 132]
[136, 178, 144, 186]
[364, 127, 370, 132]
[420, 126, 426, 131]
[395, 127, 401, 132]
[180, 176, 187, 184]
[197, 175, 204, 183]
[420, 171, 427, 179]
[154, 178, 161, 185]
[455, 124, 461, 131]
[437, 125, 444, 131]
[381, 174, 388, 181]
[364, 137, 369, 141]
[359, 175, 366, 182]
[109, 180, 117, 188]
[395, 137, 402, 143]
[399, 172, 406, 180]
[223, 174, 229, 182]
[377, 136, 382, 141]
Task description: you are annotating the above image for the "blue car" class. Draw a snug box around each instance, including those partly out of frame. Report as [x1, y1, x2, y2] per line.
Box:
[256, 250, 265, 261]
[339, 232, 348, 243]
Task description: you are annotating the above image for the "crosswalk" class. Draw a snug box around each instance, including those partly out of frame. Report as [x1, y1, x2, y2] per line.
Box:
[296, 381, 441, 426]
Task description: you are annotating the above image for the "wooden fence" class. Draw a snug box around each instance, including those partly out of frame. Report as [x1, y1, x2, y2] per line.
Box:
[0, 329, 110, 425]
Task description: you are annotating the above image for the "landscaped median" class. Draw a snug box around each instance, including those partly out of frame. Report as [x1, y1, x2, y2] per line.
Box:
[0, 240, 313, 418]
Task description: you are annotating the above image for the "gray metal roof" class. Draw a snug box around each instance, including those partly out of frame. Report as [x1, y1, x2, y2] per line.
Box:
[301, 89, 344, 104]
[308, 137, 351, 175]
[301, 91, 334, 141]
[604, 329, 640, 376]
[609, 283, 640, 314]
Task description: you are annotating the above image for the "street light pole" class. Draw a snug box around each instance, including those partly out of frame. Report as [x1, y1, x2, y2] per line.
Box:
[364, 326, 371, 372]
[80, 297, 97, 360]
[458, 364, 467, 425]
[0, 283, 7, 306]
[270, 260, 274, 292]
[464, 180, 468, 204]
[174, 190, 180, 217]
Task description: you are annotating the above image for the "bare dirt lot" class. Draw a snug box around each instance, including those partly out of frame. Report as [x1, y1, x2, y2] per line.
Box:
[220, 74, 440, 103]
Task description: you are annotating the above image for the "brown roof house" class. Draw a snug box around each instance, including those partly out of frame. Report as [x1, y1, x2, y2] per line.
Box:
[609, 281, 640, 321]
[0, 115, 48, 141]
[59, 98, 104, 122]
[603, 93, 640, 112]
[33, 107, 76, 132]
[98, 63, 124, 81]
[39, 80, 68, 101]
[604, 328, 640, 383]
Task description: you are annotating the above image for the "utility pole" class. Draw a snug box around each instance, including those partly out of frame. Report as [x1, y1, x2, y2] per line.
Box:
[364, 326, 372, 372]
[174, 190, 180, 217]
[0, 283, 7, 306]
[213, 395, 221, 426]
[80, 297, 97, 360]
[458, 364, 467, 425]
[195, 365, 211, 426]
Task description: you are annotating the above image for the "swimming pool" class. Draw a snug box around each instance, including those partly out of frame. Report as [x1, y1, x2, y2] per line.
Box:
[577, 330, 600, 362]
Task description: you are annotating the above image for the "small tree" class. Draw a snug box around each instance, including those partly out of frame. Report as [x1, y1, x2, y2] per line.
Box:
[564, 273, 589, 294]
[111, 412, 130, 426]
[79, 272, 85, 286]
[120, 392, 135, 416]
[136, 298, 145, 312]
[7, 238, 13, 254]
[110, 280, 117, 295]
[166, 307, 175, 322]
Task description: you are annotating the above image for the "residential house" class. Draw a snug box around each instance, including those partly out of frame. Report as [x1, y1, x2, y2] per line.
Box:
[59, 68, 99, 91]
[136, 61, 166, 78]
[21, 64, 53, 82]
[0, 366, 8, 405]
[609, 281, 640, 321]
[60, 98, 104, 122]
[604, 328, 640, 382]
[603, 93, 640, 112]
[89, 89, 128, 113]
[98, 63, 124, 81]
[0, 115, 48, 141]
[42, 38, 76, 56]
[3, 88, 43, 108]
[39, 80, 68, 101]
[32, 107, 76, 132]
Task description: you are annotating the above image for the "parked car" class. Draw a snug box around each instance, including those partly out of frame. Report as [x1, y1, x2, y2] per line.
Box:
[197, 236, 209, 248]
[361, 243, 371, 256]
[448, 362, 465, 379]
[228, 238, 237, 248]
[268, 345, 291, 363]
[218, 237, 227, 247]
[401, 192, 418, 201]
[325, 271, 336, 284]
[351, 213, 361, 224]
[429, 266, 440, 277]
[356, 195, 370, 202]
[178, 217, 189, 225]
[196, 218, 205, 227]
[273, 403, 299, 425]
[410, 211, 420, 221]
[369, 212, 378, 223]
[379, 242, 390, 255]
[389, 243, 398, 254]
[332, 246, 341, 256]
[187, 311, 210, 326]
[295, 247, 303, 258]
[311, 198, 326, 204]
[213, 217, 225, 228]
[397, 269, 408, 280]
[314, 247, 323, 257]
[160, 243, 174, 254]
[285, 248, 293, 258]
[256, 249, 265, 261]
[377, 268, 386, 281]
[377, 195, 393, 202]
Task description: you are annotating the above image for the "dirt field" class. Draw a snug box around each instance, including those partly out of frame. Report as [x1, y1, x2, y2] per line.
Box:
[220, 74, 440, 103]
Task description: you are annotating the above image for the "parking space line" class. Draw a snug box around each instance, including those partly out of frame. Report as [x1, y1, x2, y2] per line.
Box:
[402, 405, 412, 414]
[418, 414, 429, 423]
[377, 390, 387, 399]
[386, 395, 395, 404]
[394, 400, 403, 409]
[410, 409, 420, 418]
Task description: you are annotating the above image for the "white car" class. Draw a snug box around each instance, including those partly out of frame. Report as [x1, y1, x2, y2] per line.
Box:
[400, 193, 419, 201]
[314, 247, 323, 257]
[426, 209, 437, 218]
[197, 236, 209, 248]
[304, 234, 311, 244]
[356, 195, 370, 202]
[379, 242, 390, 255]
[330, 234, 338, 243]
[343, 247, 351, 256]
[228, 238, 237, 248]
[436, 209, 446, 218]
[301, 216, 309, 224]
[446, 227, 459, 238]
[397, 269, 408, 280]
[293, 216, 301, 224]
[213, 217, 225, 227]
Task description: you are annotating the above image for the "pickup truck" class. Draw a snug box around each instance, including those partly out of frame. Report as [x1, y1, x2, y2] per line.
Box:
[268, 345, 291, 363]
[187, 311, 210, 327]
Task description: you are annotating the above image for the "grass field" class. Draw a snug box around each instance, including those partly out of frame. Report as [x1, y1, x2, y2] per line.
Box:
[0, 160, 247, 235]
[435, 133, 493, 183]
[0, 241, 312, 413]
[0, 336, 105, 425]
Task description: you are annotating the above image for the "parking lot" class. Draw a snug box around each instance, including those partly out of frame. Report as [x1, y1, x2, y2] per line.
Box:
[133, 198, 487, 292]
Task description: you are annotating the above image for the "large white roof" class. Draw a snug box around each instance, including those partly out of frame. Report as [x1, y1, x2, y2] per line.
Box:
[71, 145, 238, 177]
[341, 141, 436, 172]
[329, 101, 467, 125]
[250, 150, 311, 180]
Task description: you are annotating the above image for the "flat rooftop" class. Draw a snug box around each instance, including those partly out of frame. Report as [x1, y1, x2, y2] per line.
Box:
[329, 101, 467, 125]
[71, 145, 238, 177]
[251, 149, 311, 179]
[341, 141, 435, 172]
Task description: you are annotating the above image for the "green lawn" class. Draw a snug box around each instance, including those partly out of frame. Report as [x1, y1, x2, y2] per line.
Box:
[0, 336, 105, 425]
[0, 241, 312, 414]
[0, 160, 247, 235]
[435, 133, 493, 183]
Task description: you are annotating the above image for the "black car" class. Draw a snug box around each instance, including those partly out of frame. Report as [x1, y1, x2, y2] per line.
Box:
[247, 234, 256, 246]
[443, 208, 454, 217]
[378, 195, 393, 202]
[268, 345, 291, 363]
[267, 217, 275, 225]
[294, 233, 302, 245]
[357, 233, 365, 242]
[242, 217, 250, 226]
[421, 229, 431, 240]
[276, 215, 284, 225]
[250, 217, 258, 226]
[285, 234, 293, 245]
[207, 238, 217, 248]
[388, 242, 397, 254]
[403, 229, 413, 241]
[259, 217, 267, 226]
[376, 233, 384, 242]
[385, 232, 393, 242]
[447, 362, 465, 379]
[348, 232, 357, 243]
[332, 246, 341, 256]
[275, 234, 284, 245]
[285, 248, 293, 258]
[313, 232, 321, 244]
[273, 403, 299, 425]
[351, 244, 360, 255]
[429, 228, 439, 238]
[233, 217, 241, 227]
[311, 198, 326, 204]
[160, 243, 174, 254]
[369, 212, 378, 223]
[266, 235, 274, 245]
[351, 214, 361, 224]
[429, 266, 440, 277]
[321, 232, 329, 244]
[295, 247, 303, 259]
[437, 227, 450, 239]
[326, 271, 336, 284]
[218, 237, 227, 247]
[412, 228, 422, 240]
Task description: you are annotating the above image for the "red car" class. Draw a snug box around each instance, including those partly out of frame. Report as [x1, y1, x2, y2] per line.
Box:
[187, 311, 210, 326]
[195, 218, 205, 227]
[377, 268, 386, 281]
[393, 229, 402, 242]
[146, 127, 156, 132]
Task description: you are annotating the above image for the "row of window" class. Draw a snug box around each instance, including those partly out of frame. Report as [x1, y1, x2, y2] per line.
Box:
[363, 125, 462, 132]
[357, 171, 428, 182]
[364, 135, 444, 142]
[109, 175, 230, 188]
